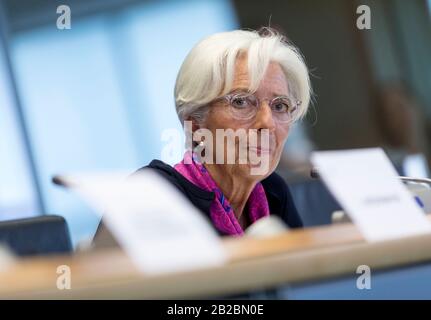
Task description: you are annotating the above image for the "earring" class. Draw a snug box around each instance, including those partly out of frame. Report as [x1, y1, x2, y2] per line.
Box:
[193, 140, 204, 153]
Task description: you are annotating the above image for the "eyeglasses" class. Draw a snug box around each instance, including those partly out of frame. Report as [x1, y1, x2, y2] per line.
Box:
[216, 91, 301, 124]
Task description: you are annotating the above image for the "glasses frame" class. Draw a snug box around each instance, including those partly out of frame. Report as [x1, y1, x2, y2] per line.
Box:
[215, 90, 302, 124]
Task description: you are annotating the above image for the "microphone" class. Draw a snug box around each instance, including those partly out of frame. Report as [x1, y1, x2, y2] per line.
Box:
[51, 175, 73, 188]
[310, 167, 320, 179]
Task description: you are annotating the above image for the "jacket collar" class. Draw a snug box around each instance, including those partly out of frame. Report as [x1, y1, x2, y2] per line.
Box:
[146, 159, 282, 217]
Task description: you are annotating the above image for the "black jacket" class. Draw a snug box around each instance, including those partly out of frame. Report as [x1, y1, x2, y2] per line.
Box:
[93, 160, 302, 247]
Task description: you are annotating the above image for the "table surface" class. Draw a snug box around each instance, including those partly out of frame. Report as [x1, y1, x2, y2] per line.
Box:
[1, 216, 431, 299]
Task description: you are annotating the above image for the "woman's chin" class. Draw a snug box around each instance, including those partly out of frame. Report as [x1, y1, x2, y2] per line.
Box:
[236, 161, 273, 179]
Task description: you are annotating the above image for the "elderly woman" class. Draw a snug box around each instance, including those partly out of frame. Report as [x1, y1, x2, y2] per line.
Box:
[95, 28, 311, 244]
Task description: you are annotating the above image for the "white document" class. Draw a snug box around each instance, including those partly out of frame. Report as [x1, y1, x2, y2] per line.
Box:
[61, 170, 226, 274]
[311, 148, 431, 242]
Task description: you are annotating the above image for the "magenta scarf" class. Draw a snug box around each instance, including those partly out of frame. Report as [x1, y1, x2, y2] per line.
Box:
[174, 151, 270, 236]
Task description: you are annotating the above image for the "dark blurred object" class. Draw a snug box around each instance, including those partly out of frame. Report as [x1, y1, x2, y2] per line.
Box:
[278, 122, 316, 179]
[0, 215, 72, 256]
[374, 82, 430, 175]
[310, 167, 319, 179]
[285, 176, 342, 227]
[92, 221, 119, 250]
[375, 83, 425, 153]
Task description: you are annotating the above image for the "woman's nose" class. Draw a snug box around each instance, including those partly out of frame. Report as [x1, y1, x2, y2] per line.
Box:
[254, 102, 276, 131]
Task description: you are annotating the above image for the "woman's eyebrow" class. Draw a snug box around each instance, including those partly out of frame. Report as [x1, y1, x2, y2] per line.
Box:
[229, 88, 290, 97]
[229, 87, 251, 94]
[272, 93, 290, 98]
[269, 88, 290, 97]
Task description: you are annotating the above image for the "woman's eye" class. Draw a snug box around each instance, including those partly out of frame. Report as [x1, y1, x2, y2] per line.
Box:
[231, 97, 250, 108]
[272, 102, 289, 113]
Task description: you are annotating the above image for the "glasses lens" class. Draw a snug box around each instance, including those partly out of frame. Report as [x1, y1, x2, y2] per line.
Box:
[228, 94, 257, 120]
[270, 97, 298, 123]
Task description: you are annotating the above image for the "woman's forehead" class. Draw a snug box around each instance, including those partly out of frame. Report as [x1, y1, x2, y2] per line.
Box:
[232, 58, 289, 95]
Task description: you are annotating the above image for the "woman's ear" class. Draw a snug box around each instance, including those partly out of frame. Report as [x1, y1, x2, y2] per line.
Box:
[184, 117, 199, 149]
[186, 117, 201, 133]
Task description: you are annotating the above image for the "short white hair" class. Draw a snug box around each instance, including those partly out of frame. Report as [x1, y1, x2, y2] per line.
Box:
[174, 28, 312, 125]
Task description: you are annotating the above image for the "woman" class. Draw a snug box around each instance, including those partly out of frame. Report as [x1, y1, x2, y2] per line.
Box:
[95, 28, 311, 245]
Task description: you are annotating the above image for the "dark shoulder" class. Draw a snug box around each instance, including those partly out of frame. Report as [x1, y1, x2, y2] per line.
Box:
[261, 171, 303, 228]
[136, 160, 214, 201]
[261, 171, 289, 194]
[93, 159, 214, 248]
[136, 159, 177, 179]
[133, 160, 189, 200]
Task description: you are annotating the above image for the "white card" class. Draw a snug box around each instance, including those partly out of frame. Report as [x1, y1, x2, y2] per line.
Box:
[61, 170, 226, 274]
[311, 148, 431, 242]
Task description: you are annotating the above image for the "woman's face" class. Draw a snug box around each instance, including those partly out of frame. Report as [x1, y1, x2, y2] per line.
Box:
[200, 55, 292, 180]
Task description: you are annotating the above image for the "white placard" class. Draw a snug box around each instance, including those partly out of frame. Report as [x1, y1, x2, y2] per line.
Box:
[61, 170, 226, 274]
[311, 148, 431, 242]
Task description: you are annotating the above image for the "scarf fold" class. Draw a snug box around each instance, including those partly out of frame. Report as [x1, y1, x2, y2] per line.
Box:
[174, 151, 270, 236]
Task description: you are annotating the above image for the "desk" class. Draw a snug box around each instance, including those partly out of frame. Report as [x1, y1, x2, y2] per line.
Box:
[1, 218, 431, 299]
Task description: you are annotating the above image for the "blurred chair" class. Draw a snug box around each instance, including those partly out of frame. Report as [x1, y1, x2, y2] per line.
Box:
[0, 215, 72, 256]
[288, 178, 342, 227]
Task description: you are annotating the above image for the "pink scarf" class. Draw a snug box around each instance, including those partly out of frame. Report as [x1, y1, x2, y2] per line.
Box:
[174, 151, 270, 236]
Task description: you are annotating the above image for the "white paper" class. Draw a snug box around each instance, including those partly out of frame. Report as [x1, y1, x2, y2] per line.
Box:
[311, 148, 431, 242]
[61, 170, 226, 274]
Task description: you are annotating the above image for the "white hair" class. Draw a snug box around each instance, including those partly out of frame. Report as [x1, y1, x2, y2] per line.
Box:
[174, 28, 312, 125]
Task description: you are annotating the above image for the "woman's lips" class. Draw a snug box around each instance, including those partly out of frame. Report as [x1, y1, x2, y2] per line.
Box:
[248, 146, 272, 155]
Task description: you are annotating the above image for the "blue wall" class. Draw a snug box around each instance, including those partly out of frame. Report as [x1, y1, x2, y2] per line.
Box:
[3, 0, 238, 246]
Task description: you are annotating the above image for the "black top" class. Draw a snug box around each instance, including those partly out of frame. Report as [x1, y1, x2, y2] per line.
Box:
[93, 160, 302, 247]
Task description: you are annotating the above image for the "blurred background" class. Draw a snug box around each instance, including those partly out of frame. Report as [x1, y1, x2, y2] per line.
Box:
[0, 0, 430, 247]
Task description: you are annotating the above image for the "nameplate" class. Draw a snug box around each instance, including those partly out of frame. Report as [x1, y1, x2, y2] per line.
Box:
[61, 170, 226, 274]
[311, 148, 431, 242]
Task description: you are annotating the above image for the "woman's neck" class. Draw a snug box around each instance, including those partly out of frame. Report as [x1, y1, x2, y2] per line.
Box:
[204, 164, 257, 225]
